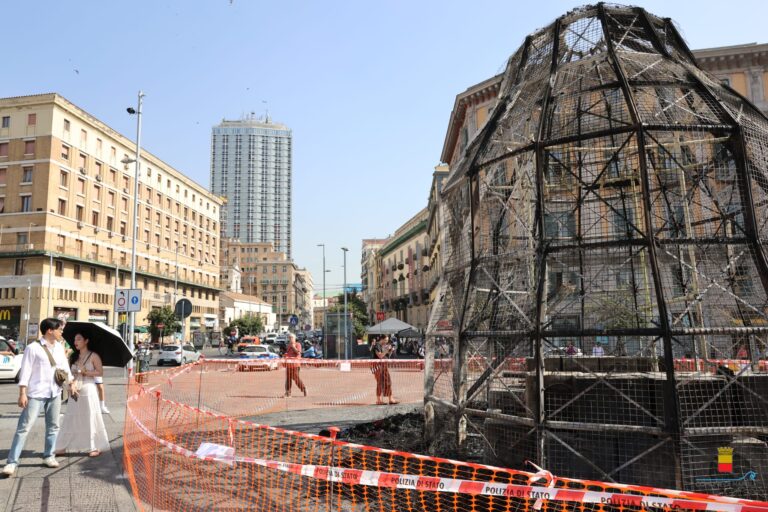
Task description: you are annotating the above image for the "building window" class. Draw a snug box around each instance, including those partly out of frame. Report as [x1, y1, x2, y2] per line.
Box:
[57, 199, 67, 215]
[27, 113, 36, 126]
[60, 170, 69, 187]
[120, 221, 126, 236]
[61, 144, 70, 160]
[106, 216, 114, 231]
[1, 116, 9, 128]
[77, 178, 85, 195]
[20, 195, 31, 212]
[0, 168, 6, 185]
[106, 270, 112, 284]
[21, 166, 32, 183]
[76, 205, 84, 221]
[90, 267, 97, 281]
[24, 140, 35, 155]
[64, 119, 70, 132]
[14, 259, 26, 276]
[0, 143, 7, 157]
[55, 261, 63, 277]
[91, 211, 99, 226]
[74, 264, 81, 279]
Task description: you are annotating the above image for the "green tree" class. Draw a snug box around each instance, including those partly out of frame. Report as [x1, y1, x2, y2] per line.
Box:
[146, 306, 181, 343]
[227, 314, 264, 337]
[329, 290, 369, 339]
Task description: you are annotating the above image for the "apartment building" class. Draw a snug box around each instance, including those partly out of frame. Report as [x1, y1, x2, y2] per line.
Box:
[0, 94, 222, 342]
[373, 208, 430, 332]
[220, 239, 310, 328]
[210, 116, 293, 258]
[360, 238, 387, 323]
[693, 42, 768, 115]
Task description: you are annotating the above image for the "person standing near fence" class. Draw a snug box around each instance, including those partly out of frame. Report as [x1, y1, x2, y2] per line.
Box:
[3, 318, 75, 477]
[372, 336, 399, 405]
[283, 334, 306, 397]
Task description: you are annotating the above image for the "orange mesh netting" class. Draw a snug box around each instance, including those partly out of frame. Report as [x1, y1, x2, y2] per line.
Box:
[123, 359, 768, 512]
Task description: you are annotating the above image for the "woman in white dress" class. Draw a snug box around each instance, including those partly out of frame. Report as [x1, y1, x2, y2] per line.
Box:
[55, 333, 110, 457]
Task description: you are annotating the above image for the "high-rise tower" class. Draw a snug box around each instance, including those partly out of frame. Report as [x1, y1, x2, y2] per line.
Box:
[210, 115, 292, 258]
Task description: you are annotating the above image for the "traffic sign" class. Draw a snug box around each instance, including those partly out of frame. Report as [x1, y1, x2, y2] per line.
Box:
[127, 289, 142, 312]
[114, 288, 142, 313]
[289, 314, 299, 326]
[174, 299, 193, 319]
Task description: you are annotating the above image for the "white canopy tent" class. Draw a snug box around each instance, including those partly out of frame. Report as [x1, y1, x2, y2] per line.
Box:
[365, 317, 415, 335]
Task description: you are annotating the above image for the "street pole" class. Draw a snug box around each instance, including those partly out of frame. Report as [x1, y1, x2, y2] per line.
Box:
[173, 245, 178, 306]
[114, 263, 119, 329]
[317, 243, 326, 356]
[127, 91, 145, 372]
[342, 247, 349, 360]
[25, 280, 31, 344]
[48, 251, 53, 317]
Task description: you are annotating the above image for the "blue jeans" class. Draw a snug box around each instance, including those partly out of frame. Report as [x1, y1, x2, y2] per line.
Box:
[6, 395, 61, 464]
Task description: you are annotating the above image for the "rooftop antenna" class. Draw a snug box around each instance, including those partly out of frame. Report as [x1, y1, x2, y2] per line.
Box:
[262, 100, 270, 124]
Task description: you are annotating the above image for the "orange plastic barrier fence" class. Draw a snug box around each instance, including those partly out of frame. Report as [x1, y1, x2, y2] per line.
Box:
[124, 359, 768, 512]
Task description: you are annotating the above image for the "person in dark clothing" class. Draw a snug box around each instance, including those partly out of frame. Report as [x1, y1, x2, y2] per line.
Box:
[283, 334, 306, 397]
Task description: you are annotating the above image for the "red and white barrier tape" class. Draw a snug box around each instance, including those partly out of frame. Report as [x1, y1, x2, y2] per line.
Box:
[126, 409, 768, 512]
[129, 361, 767, 509]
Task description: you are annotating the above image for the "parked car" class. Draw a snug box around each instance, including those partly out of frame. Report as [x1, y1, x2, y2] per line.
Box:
[263, 333, 278, 344]
[0, 338, 21, 383]
[157, 344, 201, 366]
[237, 344, 280, 371]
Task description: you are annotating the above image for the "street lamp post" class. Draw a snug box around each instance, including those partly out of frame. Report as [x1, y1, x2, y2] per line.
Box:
[125, 91, 145, 372]
[25, 279, 32, 344]
[341, 247, 349, 360]
[317, 243, 327, 355]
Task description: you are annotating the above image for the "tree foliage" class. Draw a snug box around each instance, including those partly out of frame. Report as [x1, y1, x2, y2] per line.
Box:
[146, 306, 181, 342]
[329, 290, 369, 338]
[227, 314, 264, 337]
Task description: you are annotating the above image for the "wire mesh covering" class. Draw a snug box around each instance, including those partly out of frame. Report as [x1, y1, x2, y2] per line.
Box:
[426, 3, 768, 501]
[124, 360, 768, 511]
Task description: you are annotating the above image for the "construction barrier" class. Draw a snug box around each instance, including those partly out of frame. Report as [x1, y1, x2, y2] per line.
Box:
[124, 358, 768, 511]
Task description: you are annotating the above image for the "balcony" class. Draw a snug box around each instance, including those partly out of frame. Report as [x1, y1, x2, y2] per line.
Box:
[0, 243, 35, 253]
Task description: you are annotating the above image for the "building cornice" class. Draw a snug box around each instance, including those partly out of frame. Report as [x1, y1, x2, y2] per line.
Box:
[440, 74, 503, 164]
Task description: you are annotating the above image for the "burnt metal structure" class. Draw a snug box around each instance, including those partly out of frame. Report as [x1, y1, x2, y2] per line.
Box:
[426, 4, 768, 500]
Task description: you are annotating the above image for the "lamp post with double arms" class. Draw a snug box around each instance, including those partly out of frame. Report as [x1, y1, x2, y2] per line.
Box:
[125, 91, 144, 372]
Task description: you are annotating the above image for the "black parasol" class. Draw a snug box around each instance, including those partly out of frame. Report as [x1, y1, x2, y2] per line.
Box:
[62, 321, 134, 367]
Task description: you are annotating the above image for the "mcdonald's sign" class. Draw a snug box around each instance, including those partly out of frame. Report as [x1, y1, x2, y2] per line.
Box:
[0, 306, 21, 339]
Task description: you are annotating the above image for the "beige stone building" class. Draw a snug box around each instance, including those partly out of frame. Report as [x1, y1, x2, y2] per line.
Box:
[693, 42, 768, 115]
[373, 208, 430, 332]
[0, 93, 222, 342]
[360, 238, 387, 324]
[220, 239, 312, 330]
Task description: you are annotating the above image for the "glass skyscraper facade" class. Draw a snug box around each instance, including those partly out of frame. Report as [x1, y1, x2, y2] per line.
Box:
[210, 117, 292, 258]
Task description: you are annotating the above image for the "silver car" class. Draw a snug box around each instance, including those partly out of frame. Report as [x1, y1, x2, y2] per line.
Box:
[157, 344, 200, 366]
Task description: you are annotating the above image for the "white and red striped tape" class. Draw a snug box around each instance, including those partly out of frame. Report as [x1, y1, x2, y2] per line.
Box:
[126, 408, 768, 512]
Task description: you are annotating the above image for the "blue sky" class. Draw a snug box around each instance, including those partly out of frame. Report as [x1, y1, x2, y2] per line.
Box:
[3, 1, 765, 295]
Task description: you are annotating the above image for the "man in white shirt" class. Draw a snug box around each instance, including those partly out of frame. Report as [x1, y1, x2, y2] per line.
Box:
[2, 318, 74, 477]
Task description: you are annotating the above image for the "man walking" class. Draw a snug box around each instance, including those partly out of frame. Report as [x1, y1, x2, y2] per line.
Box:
[2, 318, 74, 477]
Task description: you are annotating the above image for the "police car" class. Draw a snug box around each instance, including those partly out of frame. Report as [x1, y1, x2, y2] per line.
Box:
[0, 338, 22, 383]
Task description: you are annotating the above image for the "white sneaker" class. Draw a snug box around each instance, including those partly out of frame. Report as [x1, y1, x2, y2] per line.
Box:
[1, 463, 16, 476]
[101, 404, 110, 414]
[43, 457, 59, 468]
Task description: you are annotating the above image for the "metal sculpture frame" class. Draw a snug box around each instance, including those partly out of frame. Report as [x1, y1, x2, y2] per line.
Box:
[426, 3, 768, 500]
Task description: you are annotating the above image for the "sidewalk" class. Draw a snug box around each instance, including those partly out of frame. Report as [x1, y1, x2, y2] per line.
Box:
[0, 367, 136, 512]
